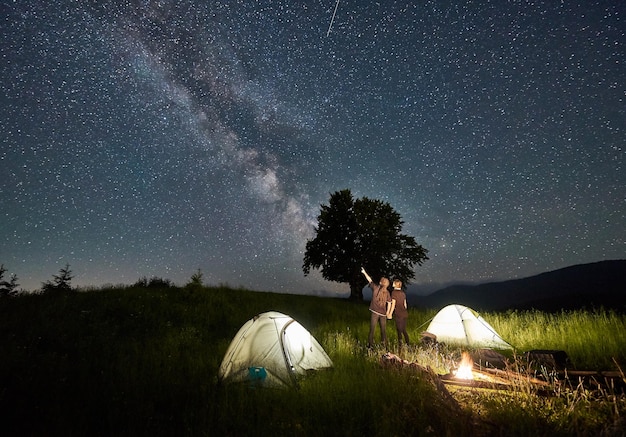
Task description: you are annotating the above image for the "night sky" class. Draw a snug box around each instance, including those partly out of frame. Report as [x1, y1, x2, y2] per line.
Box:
[2, 1, 624, 295]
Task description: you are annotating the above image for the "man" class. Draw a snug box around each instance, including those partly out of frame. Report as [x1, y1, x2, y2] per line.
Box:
[387, 279, 409, 349]
[361, 267, 390, 349]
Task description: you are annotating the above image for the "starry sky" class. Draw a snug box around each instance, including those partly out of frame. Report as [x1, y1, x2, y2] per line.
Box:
[2, 1, 624, 295]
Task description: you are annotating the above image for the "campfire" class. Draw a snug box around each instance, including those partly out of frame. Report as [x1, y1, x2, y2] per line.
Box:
[454, 352, 474, 380]
[444, 351, 517, 388]
[381, 350, 553, 394]
[441, 351, 555, 394]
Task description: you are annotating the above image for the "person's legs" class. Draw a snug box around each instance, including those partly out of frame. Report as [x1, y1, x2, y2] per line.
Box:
[368, 311, 377, 347]
[379, 315, 388, 349]
[396, 317, 409, 346]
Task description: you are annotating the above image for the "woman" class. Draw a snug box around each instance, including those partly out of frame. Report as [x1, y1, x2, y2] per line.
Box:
[387, 279, 409, 348]
[361, 267, 390, 350]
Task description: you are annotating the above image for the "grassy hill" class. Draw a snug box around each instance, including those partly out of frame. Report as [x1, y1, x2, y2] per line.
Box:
[1, 285, 625, 436]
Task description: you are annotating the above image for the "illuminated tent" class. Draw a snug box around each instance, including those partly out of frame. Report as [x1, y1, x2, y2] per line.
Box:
[218, 311, 333, 387]
[425, 304, 513, 350]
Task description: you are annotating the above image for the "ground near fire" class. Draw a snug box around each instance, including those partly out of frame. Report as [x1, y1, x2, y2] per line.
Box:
[1, 284, 625, 436]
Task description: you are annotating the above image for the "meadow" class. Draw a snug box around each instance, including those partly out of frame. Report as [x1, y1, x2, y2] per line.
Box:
[1, 284, 625, 436]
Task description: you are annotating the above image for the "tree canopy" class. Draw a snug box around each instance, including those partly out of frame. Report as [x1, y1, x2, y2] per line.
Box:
[303, 189, 429, 300]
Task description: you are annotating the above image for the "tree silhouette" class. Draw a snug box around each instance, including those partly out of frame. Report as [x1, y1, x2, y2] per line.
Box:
[0, 264, 19, 297]
[186, 269, 204, 290]
[303, 189, 429, 300]
[133, 276, 173, 289]
[42, 263, 74, 293]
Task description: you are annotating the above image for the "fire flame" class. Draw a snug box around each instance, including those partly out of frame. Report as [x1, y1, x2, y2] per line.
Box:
[454, 352, 474, 380]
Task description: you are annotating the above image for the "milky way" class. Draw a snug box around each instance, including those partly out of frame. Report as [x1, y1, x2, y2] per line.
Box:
[1, 1, 624, 295]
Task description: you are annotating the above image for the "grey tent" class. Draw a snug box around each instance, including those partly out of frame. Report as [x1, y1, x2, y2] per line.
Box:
[425, 304, 513, 350]
[218, 311, 333, 387]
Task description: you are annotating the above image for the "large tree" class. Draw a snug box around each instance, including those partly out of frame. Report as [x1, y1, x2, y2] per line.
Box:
[303, 189, 429, 300]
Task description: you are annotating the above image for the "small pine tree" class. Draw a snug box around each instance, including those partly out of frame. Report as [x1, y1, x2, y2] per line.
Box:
[186, 269, 204, 290]
[0, 264, 19, 297]
[42, 263, 74, 293]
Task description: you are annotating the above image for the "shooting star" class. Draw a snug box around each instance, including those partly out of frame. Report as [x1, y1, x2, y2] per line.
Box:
[326, 0, 340, 37]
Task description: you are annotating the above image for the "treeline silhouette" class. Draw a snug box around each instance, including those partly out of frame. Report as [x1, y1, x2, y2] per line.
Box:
[0, 263, 205, 296]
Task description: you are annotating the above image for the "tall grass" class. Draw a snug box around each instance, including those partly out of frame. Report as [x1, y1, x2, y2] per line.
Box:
[488, 309, 626, 369]
[1, 286, 624, 436]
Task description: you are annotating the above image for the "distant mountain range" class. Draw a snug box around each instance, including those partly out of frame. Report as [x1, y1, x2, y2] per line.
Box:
[411, 260, 626, 312]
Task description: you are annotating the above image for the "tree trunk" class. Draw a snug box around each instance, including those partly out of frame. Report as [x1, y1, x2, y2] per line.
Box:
[349, 281, 364, 300]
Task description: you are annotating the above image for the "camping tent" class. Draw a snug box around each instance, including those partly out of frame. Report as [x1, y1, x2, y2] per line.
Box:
[218, 311, 333, 387]
[425, 304, 513, 350]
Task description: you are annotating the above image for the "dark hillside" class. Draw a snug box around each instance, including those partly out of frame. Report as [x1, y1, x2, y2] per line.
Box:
[416, 260, 626, 312]
[1, 282, 625, 436]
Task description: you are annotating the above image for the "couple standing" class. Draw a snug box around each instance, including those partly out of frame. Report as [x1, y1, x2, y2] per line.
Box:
[361, 267, 409, 350]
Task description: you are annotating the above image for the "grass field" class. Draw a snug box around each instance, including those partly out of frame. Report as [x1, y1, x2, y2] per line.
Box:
[1, 285, 625, 436]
